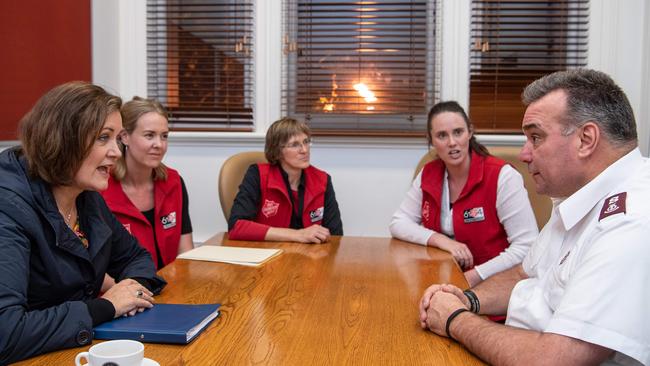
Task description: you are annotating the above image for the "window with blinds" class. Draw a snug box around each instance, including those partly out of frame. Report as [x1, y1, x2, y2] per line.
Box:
[147, 0, 254, 131]
[282, 0, 441, 134]
[469, 0, 589, 133]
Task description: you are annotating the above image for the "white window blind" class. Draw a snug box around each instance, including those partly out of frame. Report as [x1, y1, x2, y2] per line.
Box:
[147, 0, 254, 131]
[469, 0, 589, 132]
[282, 0, 441, 134]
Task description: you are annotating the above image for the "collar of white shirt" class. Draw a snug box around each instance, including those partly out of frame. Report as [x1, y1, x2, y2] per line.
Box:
[557, 148, 643, 231]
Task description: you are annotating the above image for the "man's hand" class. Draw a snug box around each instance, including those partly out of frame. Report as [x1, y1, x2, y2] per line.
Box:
[425, 289, 468, 337]
[419, 284, 469, 328]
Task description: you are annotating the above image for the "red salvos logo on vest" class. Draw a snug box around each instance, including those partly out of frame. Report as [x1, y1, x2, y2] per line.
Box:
[422, 201, 430, 222]
[262, 199, 280, 218]
[160, 211, 177, 229]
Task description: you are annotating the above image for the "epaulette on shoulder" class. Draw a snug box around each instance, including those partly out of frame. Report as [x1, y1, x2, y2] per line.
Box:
[598, 192, 627, 221]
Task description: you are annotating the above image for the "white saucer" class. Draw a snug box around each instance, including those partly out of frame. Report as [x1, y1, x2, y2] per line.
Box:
[81, 358, 159, 366]
[142, 357, 160, 366]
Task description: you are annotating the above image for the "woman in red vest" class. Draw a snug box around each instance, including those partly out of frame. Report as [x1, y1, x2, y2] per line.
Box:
[390, 101, 538, 286]
[229, 117, 343, 243]
[102, 97, 194, 271]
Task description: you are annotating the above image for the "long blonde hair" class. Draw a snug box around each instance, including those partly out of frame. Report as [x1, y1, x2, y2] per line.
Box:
[112, 96, 168, 181]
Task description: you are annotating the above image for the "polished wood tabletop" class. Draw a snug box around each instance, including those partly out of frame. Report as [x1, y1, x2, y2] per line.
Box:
[16, 235, 485, 365]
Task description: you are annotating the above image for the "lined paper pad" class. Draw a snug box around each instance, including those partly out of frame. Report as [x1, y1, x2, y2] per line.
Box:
[177, 245, 282, 266]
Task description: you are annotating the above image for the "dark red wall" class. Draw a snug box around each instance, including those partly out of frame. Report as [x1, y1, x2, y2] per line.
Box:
[0, 0, 91, 140]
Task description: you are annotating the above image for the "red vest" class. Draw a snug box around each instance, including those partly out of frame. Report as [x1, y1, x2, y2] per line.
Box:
[420, 152, 509, 267]
[101, 168, 183, 268]
[255, 163, 327, 229]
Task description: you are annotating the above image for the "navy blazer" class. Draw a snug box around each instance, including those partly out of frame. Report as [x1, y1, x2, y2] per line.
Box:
[0, 147, 166, 364]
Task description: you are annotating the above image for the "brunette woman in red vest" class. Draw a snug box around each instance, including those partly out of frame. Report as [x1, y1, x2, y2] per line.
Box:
[102, 97, 194, 274]
[229, 117, 343, 243]
[390, 101, 538, 287]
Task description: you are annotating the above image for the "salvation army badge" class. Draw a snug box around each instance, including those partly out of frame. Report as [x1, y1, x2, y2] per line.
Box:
[422, 201, 430, 222]
[310, 206, 324, 222]
[463, 207, 485, 223]
[262, 199, 280, 218]
[160, 211, 177, 229]
[599, 192, 626, 221]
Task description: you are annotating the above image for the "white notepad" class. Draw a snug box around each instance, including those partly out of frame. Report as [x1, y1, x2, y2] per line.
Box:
[177, 245, 282, 267]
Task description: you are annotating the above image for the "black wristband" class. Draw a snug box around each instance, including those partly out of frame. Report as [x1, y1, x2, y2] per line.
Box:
[445, 308, 469, 340]
[463, 289, 480, 314]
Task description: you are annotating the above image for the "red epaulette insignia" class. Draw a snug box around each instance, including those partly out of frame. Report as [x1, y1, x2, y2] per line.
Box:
[598, 192, 627, 221]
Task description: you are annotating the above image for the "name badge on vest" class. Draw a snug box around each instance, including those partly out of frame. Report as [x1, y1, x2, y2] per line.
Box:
[160, 211, 177, 229]
[310, 206, 324, 222]
[463, 207, 485, 223]
[262, 199, 279, 218]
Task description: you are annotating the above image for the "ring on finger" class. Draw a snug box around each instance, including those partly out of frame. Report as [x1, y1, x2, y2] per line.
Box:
[136, 289, 144, 298]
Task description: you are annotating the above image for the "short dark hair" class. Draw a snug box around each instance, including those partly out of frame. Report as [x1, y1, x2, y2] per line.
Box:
[19, 81, 122, 185]
[427, 101, 490, 156]
[265, 117, 311, 165]
[522, 69, 637, 147]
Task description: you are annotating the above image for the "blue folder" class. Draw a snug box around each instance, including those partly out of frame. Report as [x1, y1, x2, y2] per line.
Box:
[93, 303, 221, 344]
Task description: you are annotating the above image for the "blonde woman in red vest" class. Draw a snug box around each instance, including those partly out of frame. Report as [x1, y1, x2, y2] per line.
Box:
[390, 101, 538, 287]
[102, 97, 193, 273]
[228, 117, 343, 243]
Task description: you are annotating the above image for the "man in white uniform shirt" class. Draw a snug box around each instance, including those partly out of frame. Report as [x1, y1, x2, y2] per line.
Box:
[418, 69, 650, 366]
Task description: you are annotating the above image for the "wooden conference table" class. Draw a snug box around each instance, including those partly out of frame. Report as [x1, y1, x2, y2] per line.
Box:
[17, 235, 485, 365]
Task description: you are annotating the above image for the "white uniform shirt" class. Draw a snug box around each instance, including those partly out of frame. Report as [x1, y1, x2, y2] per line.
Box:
[506, 148, 650, 366]
[389, 164, 538, 279]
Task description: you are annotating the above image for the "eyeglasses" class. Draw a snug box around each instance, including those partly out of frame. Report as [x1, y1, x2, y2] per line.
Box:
[282, 138, 312, 150]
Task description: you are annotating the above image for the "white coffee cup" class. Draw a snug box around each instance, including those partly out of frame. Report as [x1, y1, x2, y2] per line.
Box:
[75, 339, 144, 366]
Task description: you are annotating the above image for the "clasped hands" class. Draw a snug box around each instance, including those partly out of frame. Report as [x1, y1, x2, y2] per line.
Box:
[295, 224, 330, 244]
[419, 283, 470, 337]
[101, 278, 155, 318]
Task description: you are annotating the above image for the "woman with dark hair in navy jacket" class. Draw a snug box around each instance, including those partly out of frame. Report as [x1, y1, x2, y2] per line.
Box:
[0, 82, 165, 364]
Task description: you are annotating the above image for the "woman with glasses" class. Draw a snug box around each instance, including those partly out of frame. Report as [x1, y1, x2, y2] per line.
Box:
[389, 101, 537, 287]
[228, 117, 343, 243]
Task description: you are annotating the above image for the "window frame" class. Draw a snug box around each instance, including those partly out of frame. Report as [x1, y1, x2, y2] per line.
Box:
[280, 0, 443, 135]
[468, 0, 590, 133]
[146, 0, 256, 131]
[91, 0, 650, 151]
